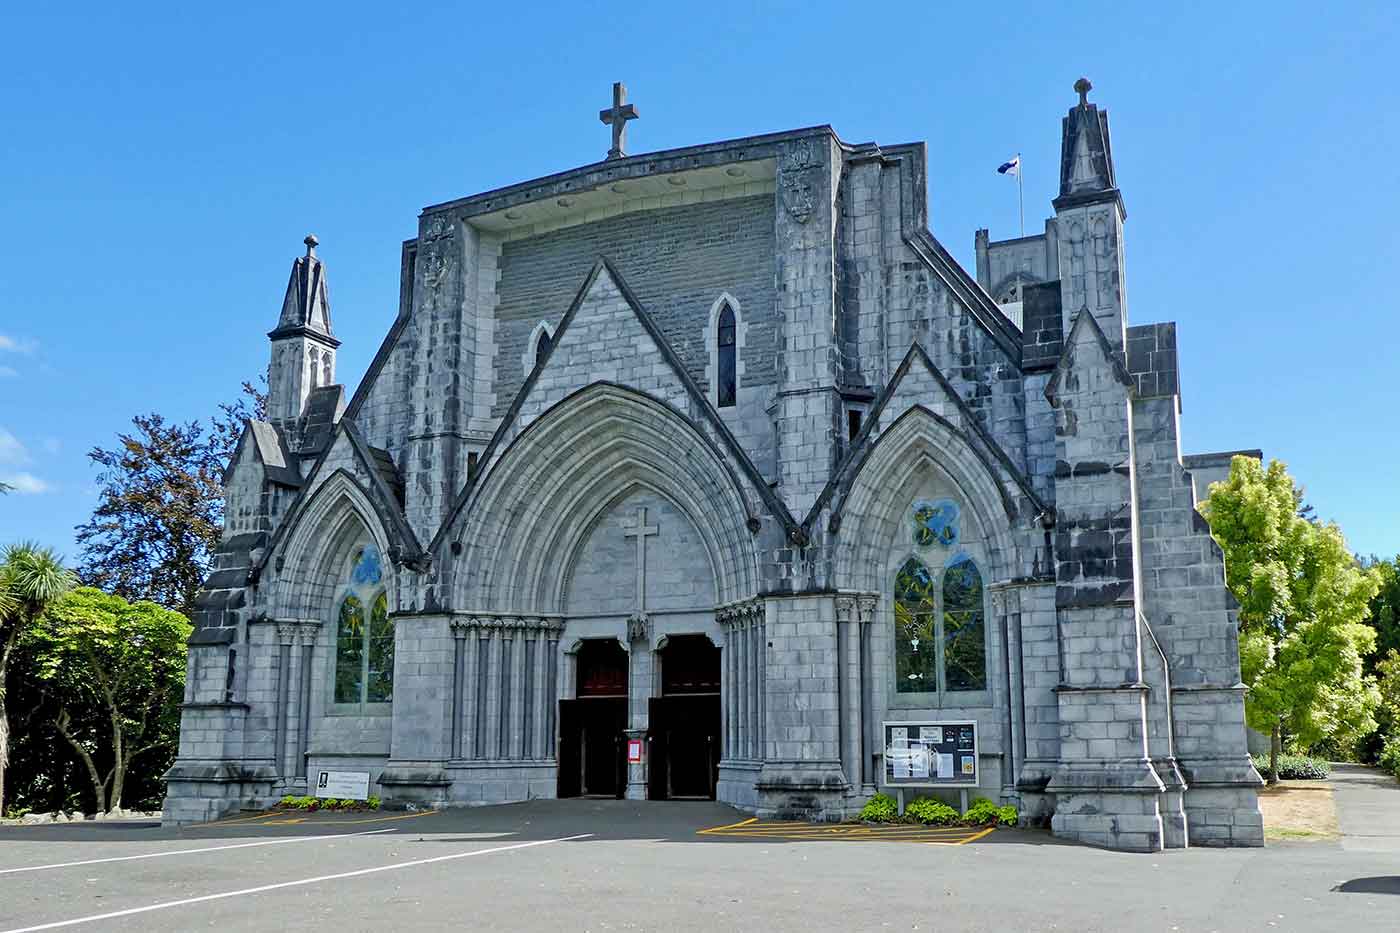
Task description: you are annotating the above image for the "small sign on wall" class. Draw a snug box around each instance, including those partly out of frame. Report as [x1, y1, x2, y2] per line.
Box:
[627, 738, 643, 763]
[881, 720, 979, 788]
[314, 770, 371, 801]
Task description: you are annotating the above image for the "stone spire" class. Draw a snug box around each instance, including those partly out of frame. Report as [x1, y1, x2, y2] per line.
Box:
[270, 234, 336, 341]
[1054, 77, 1122, 215]
[266, 234, 341, 431]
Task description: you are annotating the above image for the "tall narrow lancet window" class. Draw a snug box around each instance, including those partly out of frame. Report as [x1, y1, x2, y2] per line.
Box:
[535, 329, 552, 368]
[309, 348, 322, 389]
[322, 352, 333, 388]
[894, 557, 937, 693]
[893, 500, 987, 697]
[941, 555, 986, 691]
[716, 304, 736, 408]
[334, 543, 393, 707]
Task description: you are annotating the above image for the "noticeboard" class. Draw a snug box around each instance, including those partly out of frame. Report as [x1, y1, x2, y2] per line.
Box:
[314, 769, 370, 800]
[880, 720, 979, 788]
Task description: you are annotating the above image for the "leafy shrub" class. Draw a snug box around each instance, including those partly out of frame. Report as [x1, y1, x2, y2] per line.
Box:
[1251, 754, 1331, 780]
[857, 793, 899, 823]
[962, 796, 1018, 826]
[904, 797, 960, 825]
[367, 796, 382, 810]
[1379, 735, 1400, 780]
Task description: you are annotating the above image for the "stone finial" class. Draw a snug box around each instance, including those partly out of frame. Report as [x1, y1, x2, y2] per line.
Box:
[1074, 77, 1093, 108]
[304, 234, 319, 257]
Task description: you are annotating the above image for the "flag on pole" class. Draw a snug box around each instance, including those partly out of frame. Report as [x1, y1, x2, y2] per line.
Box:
[997, 155, 1020, 177]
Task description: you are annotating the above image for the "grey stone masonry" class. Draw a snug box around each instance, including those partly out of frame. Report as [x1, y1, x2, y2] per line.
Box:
[164, 82, 1262, 852]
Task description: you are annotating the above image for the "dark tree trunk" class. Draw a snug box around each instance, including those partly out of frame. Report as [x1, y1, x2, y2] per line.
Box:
[1269, 722, 1282, 785]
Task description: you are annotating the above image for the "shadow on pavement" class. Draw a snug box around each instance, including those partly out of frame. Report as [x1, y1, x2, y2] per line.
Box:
[1334, 876, 1400, 895]
[0, 799, 1049, 848]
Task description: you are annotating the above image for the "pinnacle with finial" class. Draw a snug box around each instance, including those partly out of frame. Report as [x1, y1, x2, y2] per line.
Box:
[304, 234, 318, 258]
[1074, 77, 1092, 108]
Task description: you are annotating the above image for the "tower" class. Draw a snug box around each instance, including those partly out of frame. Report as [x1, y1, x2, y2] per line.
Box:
[267, 234, 339, 433]
[1052, 77, 1128, 347]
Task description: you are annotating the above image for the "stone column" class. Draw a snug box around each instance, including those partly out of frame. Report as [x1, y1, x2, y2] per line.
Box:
[625, 615, 651, 800]
[449, 621, 469, 760]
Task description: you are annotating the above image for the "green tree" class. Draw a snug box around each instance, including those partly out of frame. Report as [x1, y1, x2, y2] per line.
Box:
[1360, 557, 1400, 671]
[1202, 457, 1380, 782]
[27, 587, 190, 812]
[75, 381, 266, 615]
[0, 543, 76, 816]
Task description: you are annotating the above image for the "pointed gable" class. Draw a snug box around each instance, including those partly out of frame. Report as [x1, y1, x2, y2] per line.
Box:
[806, 342, 1048, 532]
[1044, 307, 1134, 410]
[428, 257, 803, 555]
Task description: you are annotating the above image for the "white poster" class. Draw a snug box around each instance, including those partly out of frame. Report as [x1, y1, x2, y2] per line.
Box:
[937, 754, 954, 779]
[910, 743, 930, 779]
[922, 726, 943, 745]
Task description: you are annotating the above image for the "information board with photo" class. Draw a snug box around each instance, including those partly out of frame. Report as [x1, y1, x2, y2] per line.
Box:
[880, 720, 978, 788]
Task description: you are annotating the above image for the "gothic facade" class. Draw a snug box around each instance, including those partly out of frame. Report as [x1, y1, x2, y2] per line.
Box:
[163, 82, 1265, 852]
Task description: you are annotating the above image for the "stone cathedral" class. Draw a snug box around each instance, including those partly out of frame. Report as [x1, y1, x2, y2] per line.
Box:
[163, 80, 1265, 852]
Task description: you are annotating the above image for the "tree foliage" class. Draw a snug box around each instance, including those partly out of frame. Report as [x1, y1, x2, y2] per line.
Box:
[75, 381, 266, 615]
[0, 543, 77, 816]
[1202, 457, 1380, 777]
[1360, 556, 1400, 672]
[25, 587, 190, 812]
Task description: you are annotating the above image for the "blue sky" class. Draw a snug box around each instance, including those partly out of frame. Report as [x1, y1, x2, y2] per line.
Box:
[1, 1, 1396, 560]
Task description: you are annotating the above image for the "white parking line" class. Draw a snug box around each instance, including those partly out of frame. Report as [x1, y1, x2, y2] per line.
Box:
[0, 828, 396, 876]
[0, 833, 592, 933]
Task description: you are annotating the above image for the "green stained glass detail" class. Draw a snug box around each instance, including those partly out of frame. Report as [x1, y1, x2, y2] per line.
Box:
[366, 592, 394, 703]
[895, 557, 937, 694]
[943, 555, 986, 691]
[335, 595, 365, 704]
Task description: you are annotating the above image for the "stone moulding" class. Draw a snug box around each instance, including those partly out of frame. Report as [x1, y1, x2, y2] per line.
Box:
[715, 597, 764, 628]
[447, 612, 566, 636]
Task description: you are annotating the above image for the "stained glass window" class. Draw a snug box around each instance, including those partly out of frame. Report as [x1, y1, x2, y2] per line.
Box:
[535, 329, 552, 368]
[717, 304, 736, 408]
[912, 499, 960, 548]
[895, 557, 937, 693]
[942, 554, 986, 691]
[334, 544, 392, 707]
[894, 501, 987, 697]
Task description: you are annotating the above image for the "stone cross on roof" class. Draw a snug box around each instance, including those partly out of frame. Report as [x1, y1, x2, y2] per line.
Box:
[599, 82, 639, 161]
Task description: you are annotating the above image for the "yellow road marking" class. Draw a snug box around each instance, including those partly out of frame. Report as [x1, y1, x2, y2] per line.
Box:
[697, 818, 995, 845]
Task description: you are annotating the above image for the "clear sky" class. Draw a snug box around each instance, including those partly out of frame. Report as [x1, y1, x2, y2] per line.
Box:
[1, 1, 1396, 560]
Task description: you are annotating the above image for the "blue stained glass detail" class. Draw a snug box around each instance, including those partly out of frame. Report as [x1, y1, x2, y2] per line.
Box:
[351, 544, 383, 585]
[912, 499, 960, 548]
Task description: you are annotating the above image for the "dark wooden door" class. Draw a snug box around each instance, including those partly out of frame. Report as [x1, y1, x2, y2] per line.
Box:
[558, 697, 627, 799]
[648, 695, 720, 800]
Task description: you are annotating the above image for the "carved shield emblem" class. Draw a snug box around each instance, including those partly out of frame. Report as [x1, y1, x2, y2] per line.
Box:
[781, 173, 816, 225]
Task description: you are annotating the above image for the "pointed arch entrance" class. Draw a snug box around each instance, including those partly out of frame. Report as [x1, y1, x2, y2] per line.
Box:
[649, 634, 721, 800]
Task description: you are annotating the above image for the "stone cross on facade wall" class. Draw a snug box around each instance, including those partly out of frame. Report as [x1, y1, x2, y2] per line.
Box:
[622, 506, 659, 615]
[599, 82, 639, 161]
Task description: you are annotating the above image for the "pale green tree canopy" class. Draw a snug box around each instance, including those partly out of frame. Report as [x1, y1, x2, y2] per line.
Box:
[1203, 457, 1380, 753]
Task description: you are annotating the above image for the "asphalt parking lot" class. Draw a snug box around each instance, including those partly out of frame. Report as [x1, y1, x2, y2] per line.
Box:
[0, 800, 1396, 932]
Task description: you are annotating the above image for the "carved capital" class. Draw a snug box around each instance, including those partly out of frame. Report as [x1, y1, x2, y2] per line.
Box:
[716, 598, 764, 630]
[627, 612, 650, 645]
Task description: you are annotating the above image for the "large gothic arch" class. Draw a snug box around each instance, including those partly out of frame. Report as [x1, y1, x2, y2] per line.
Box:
[445, 383, 760, 612]
[267, 469, 397, 621]
[833, 406, 1021, 592]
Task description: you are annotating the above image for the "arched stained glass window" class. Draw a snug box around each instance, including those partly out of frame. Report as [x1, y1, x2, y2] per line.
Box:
[334, 543, 392, 707]
[895, 557, 937, 693]
[716, 304, 736, 408]
[893, 500, 988, 697]
[535, 329, 552, 368]
[942, 554, 986, 691]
